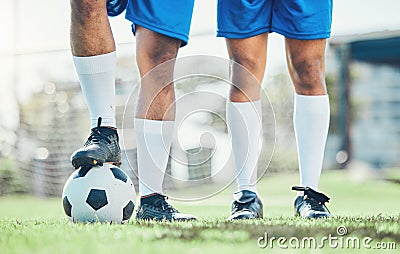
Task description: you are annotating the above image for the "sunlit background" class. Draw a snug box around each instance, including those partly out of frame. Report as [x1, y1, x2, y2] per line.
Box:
[0, 0, 400, 198]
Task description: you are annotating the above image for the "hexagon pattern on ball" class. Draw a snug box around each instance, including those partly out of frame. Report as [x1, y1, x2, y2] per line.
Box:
[62, 164, 136, 223]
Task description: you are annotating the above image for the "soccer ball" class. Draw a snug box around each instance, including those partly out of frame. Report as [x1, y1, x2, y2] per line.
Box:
[62, 164, 136, 223]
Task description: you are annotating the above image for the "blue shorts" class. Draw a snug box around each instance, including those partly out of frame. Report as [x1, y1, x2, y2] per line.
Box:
[217, 0, 333, 40]
[126, 0, 195, 47]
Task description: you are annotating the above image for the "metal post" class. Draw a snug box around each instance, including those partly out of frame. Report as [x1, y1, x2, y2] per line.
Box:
[335, 44, 351, 168]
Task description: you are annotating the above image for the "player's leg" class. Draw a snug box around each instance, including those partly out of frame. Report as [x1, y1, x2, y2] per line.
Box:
[134, 25, 179, 207]
[286, 38, 331, 218]
[134, 26, 178, 121]
[286, 38, 329, 189]
[272, 0, 333, 218]
[217, 0, 272, 220]
[226, 35, 266, 220]
[70, 0, 120, 168]
[126, 0, 196, 221]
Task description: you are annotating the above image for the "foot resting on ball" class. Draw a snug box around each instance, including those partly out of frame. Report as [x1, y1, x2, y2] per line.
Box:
[292, 186, 332, 219]
[71, 117, 121, 169]
[136, 193, 197, 221]
[227, 190, 263, 220]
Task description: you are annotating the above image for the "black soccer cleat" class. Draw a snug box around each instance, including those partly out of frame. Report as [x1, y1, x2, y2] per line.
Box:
[136, 194, 197, 221]
[106, 0, 128, 17]
[71, 117, 121, 169]
[292, 186, 332, 219]
[227, 190, 263, 220]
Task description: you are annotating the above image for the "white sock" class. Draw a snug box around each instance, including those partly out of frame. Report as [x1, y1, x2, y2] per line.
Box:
[73, 52, 116, 128]
[294, 94, 330, 191]
[134, 118, 174, 196]
[227, 100, 262, 193]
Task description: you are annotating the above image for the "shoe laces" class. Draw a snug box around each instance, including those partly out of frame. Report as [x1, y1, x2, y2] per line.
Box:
[85, 117, 113, 146]
[292, 186, 330, 203]
[232, 200, 253, 213]
[304, 197, 328, 212]
[292, 186, 330, 212]
[292, 186, 331, 213]
[153, 195, 178, 213]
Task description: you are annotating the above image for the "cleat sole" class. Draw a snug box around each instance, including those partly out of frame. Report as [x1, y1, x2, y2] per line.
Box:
[72, 158, 122, 169]
[107, 161, 122, 167]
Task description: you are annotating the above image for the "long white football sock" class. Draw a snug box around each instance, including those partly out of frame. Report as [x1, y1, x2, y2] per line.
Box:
[73, 52, 116, 128]
[134, 118, 174, 196]
[227, 100, 262, 193]
[294, 94, 330, 191]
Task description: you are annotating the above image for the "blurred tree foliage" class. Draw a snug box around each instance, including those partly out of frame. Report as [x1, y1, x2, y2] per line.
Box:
[0, 157, 26, 195]
[325, 73, 338, 133]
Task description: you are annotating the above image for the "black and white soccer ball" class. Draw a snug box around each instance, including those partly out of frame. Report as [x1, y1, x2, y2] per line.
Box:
[62, 164, 136, 223]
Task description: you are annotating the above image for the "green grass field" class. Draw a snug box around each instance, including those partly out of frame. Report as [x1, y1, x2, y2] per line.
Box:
[1, 170, 399, 254]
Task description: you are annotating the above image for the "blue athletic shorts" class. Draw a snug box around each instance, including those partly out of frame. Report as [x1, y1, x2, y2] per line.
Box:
[217, 0, 333, 40]
[126, 0, 195, 47]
